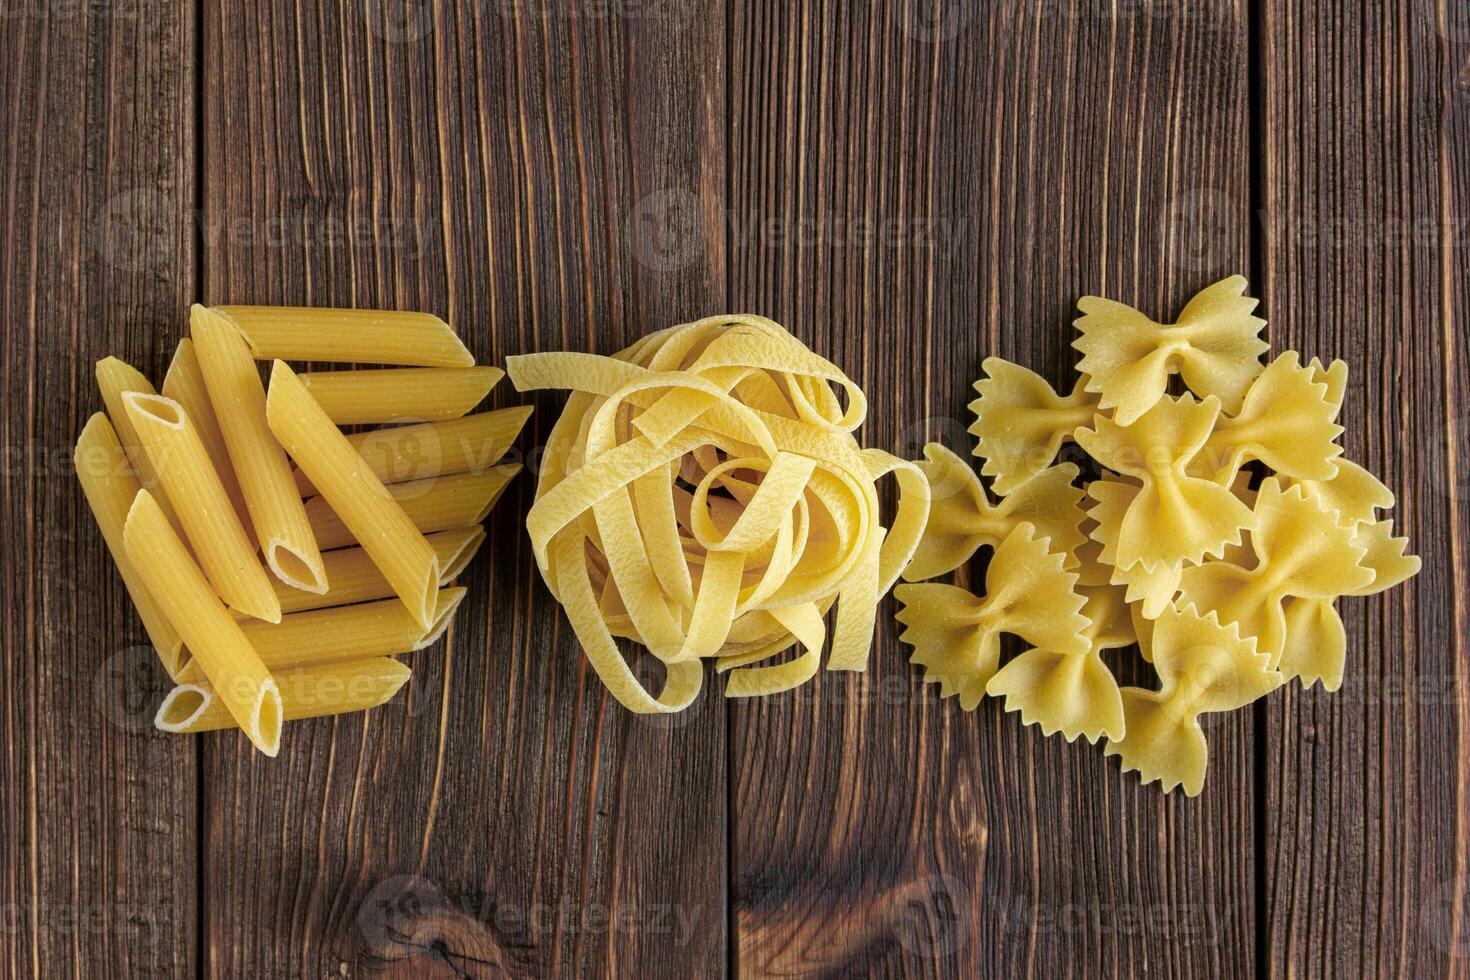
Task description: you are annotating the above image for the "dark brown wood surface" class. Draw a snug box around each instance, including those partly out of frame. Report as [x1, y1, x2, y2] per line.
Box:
[3, 1, 1466, 977]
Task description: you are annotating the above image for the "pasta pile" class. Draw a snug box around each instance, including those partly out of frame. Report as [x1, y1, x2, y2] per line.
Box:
[76, 306, 528, 755]
[897, 276, 1420, 795]
[506, 315, 931, 713]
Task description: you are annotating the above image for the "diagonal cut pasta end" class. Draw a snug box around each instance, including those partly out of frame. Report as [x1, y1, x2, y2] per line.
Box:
[250, 679, 283, 757]
[155, 684, 213, 732]
[266, 538, 329, 597]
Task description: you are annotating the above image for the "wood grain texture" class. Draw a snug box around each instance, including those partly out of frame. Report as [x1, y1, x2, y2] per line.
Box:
[0, 2, 198, 978]
[725, 2, 1255, 976]
[1259, 2, 1470, 975]
[200, 1, 724, 976]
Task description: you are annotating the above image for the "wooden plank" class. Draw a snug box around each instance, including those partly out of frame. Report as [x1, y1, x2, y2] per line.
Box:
[725, 2, 1254, 974]
[1259, 2, 1469, 975]
[200, 3, 725, 975]
[0, 3, 197, 978]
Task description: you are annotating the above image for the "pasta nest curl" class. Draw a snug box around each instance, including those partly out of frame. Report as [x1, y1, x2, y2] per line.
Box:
[507, 315, 931, 713]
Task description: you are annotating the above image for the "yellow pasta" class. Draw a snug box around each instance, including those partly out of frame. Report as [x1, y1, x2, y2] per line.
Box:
[191, 304, 327, 594]
[1104, 604, 1281, 796]
[95, 356, 184, 532]
[904, 442, 1085, 581]
[293, 406, 532, 494]
[1075, 392, 1256, 570]
[121, 490, 281, 756]
[73, 414, 187, 678]
[895, 523, 1088, 709]
[1292, 457, 1394, 527]
[1073, 276, 1268, 425]
[178, 588, 465, 682]
[162, 337, 252, 534]
[272, 528, 485, 615]
[1176, 478, 1373, 675]
[968, 357, 1098, 494]
[987, 578, 1133, 743]
[156, 657, 411, 733]
[304, 467, 520, 550]
[266, 360, 440, 628]
[295, 366, 502, 425]
[212, 305, 474, 367]
[1193, 351, 1343, 484]
[123, 392, 281, 623]
[1083, 477, 1186, 618]
[508, 314, 930, 712]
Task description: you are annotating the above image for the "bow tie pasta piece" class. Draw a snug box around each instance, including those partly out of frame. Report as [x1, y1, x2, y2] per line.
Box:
[1105, 604, 1282, 795]
[903, 443, 1086, 581]
[1082, 478, 1183, 618]
[895, 523, 1088, 709]
[1074, 393, 1256, 570]
[1292, 457, 1395, 527]
[987, 581, 1132, 743]
[1194, 351, 1344, 484]
[1073, 276, 1268, 426]
[1276, 519, 1420, 690]
[507, 315, 931, 713]
[1176, 478, 1373, 670]
[968, 358, 1098, 494]
[1307, 356, 1350, 413]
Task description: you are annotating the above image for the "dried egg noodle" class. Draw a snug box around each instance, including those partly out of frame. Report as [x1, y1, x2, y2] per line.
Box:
[507, 315, 931, 713]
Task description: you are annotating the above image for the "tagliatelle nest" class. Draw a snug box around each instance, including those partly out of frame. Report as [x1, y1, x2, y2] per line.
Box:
[506, 315, 931, 713]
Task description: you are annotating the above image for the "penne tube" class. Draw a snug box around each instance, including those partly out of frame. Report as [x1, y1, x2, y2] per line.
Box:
[266, 360, 440, 628]
[213, 305, 474, 367]
[305, 467, 519, 550]
[73, 414, 187, 678]
[272, 527, 485, 615]
[162, 337, 253, 535]
[191, 304, 328, 594]
[124, 392, 282, 623]
[176, 588, 466, 681]
[155, 657, 411, 733]
[95, 356, 184, 531]
[295, 366, 502, 425]
[122, 490, 281, 756]
[293, 407, 532, 494]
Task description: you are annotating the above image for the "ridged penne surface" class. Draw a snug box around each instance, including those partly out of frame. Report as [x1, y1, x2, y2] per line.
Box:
[156, 657, 411, 733]
[304, 466, 519, 550]
[163, 337, 253, 534]
[191, 305, 327, 594]
[95, 356, 184, 532]
[122, 490, 281, 756]
[273, 527, 485, 614]
[214, 305, 474, 367]
[296, 366, 501, 425]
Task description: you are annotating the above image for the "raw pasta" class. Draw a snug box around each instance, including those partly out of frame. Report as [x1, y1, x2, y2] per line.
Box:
[212, 305, 475, 367]
[122, 490, 282, 756]
[163, 337, 252, 533]
[273, 528, 485, 615]
[295, 366, 502, 425]
[895, 523, 1088, 709]
[968, 358, 1098, 494]
[507, 314, 930, 712]
[266, 360, 441, 629]
[304, 467, 520, 550]
[903, 443, 1085, 582]
[156, 657, 411, 733]
[1193, 351, 1342, 484]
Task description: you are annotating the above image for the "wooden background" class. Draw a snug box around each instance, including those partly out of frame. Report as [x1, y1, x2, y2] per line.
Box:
[3, 0, 1466, 976]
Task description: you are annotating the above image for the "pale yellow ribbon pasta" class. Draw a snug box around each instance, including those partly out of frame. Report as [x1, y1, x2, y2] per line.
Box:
[507, 315, 930, 713]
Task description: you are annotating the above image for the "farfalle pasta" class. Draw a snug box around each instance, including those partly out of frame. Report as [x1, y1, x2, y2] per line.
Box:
[1105, 604, 1281, 796]
[898, 275, 1419, 794]
[895, 522, 1088, 709]
[903, 442, 1085, 581]
[507, 315, 930, 713]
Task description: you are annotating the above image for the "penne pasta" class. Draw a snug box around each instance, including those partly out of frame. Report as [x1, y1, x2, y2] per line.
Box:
[156, 657, 412, 733]
[162, 337, 253, 535]
[293, 407, 532, 494]
[271, 527, 485, 615]
[267, 360, 443, 628]
[176, 588, 466, 681]
[295, 366, 502, 425]
[213, 305, 474, 367]
[122, 490, 281, 756]
[124, 392, 282, 623]
[95, 356, 184, 531]
[305, 467, 520, 550]
[73, 414, 187, 679]
[191, 304, 328, 594]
